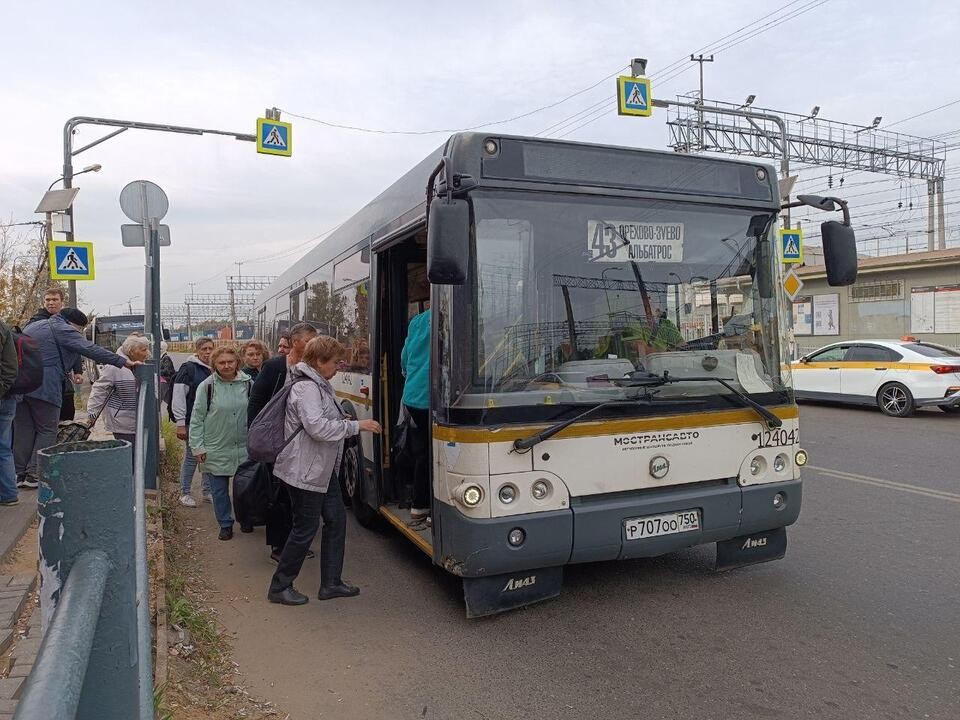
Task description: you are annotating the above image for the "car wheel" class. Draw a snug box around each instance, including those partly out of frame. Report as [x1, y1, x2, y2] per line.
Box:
[939, 404, 960, 414]
[340, 441, 378, 528]
[877, 382, 915, 417]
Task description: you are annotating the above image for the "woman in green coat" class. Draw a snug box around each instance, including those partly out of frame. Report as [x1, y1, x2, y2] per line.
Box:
[189, 346, 251, 540]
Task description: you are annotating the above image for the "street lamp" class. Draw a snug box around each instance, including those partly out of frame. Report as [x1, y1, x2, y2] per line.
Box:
[854, 116, 882, 134]
[740, 94, 756, 109]
[601, 267, 623, 317]
[48, 164, 101, 192]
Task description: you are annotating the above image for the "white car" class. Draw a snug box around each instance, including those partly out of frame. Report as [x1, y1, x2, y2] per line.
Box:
[792, 339, 960, 417]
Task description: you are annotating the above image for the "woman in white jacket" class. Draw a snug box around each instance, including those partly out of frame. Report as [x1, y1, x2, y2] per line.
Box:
[267, 335, 381, 607]
[85, 334, 151, 461]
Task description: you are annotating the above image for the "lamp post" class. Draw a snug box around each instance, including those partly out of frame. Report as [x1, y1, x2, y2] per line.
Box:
[601, 267, 622, 317]
[667, 272, 684, 327]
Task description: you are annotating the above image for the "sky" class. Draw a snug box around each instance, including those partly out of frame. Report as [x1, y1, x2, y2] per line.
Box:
[1, 0, 958, 317]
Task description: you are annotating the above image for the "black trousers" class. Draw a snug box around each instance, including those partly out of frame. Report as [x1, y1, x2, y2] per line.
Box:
[406, 406, 431, 512]
[269, 479, 347, 594]
[265, 475, 293, 552]
[60, 381, 75, 422]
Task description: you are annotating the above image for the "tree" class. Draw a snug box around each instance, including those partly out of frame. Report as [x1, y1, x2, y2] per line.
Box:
[0, 219, 50, 325]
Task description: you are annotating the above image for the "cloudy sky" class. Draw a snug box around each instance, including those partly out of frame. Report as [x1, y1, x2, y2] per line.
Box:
[1, 0, 957, 316]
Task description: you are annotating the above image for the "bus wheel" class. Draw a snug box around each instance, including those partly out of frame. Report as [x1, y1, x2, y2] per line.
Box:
[877, 382, 915, 418]
[341, 443, 378, 528]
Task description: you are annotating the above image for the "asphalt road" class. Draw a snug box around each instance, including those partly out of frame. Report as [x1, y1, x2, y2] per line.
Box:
[178, 386, 960, 720]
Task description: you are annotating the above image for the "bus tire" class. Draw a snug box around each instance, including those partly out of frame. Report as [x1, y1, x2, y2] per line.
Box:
[341, 441, 378, 528]
[877, 382, 915, 418]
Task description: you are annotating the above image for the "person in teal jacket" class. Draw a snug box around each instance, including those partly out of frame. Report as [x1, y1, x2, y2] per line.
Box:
[401, 293, 431, 523]
[189, 346, 251, 540]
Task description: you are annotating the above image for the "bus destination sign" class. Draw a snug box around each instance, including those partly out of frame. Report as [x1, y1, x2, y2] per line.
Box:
[588, 220, 684, 263]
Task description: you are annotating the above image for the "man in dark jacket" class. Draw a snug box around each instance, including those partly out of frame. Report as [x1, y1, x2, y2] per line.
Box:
[248, 323, 317, 557]
[24, 287, 84, 422]
[15, 309, 138, 488]
[171, 338, 214, 507]
[0, 320, 20, 506]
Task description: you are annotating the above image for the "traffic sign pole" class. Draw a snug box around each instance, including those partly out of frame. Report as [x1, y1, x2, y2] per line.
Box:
[122, 178, 170, 491]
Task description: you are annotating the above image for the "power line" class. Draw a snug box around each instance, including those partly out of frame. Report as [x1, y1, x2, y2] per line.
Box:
[548, 0, 830, 139]
[279, 65, 628, 136]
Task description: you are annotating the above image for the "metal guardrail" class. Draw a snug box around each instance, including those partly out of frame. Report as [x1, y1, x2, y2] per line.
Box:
[14, 362, 156, 719]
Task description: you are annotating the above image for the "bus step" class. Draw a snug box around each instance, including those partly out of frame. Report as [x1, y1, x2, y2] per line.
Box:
[715, 527, 788, 572]
[463, 566, 563, 618]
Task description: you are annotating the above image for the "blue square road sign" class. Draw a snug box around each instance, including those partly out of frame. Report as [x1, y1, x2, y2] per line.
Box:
[257, 118, 292, 157]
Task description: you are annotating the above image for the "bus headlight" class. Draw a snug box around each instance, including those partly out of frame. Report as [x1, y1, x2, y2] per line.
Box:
[750, 456, 765, 476]
[498, 484, 517, 504]
[795, 449, 808, 467]
[454, 483, 484, 508]
[774, 454, 788, 473]
[508, 528, 526, 546]
[531, 480, 550, 500]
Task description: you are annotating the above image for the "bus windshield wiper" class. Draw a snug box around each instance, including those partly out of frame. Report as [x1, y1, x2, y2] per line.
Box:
[511, 394, 702, 452]
[615, 371, 782, 428]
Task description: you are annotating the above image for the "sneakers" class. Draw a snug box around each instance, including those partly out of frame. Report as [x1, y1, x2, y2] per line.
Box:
[202, 492, 212, 504]
[179, 494, 197, 508]
[218, 526, 234, 541]
[0, 498, 19, 506]
[16, 476, 39, 490]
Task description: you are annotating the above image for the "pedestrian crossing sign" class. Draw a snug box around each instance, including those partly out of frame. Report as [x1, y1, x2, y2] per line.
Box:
[48, 241, 95, 281]
[780, 228, 804, 264]
[617, 76, 653, 117]
[257, 118, 292, 157]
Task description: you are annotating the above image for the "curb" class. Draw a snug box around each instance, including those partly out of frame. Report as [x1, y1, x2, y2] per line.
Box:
[0, 501, 36, 565]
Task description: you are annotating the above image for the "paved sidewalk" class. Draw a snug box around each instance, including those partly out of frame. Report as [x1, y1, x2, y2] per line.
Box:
[0, 497, 35, 563]
[0, 573, 39, 717]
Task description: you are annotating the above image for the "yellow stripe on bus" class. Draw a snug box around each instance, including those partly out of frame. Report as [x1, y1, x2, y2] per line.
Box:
[432, 405, 798, 444]
[334, 390, 372, 407]
[379, 506, 433, 556]
[792, 362, 937, 371]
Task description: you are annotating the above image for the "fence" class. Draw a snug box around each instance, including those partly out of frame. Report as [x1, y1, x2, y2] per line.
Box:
[14, 364, 155, 719]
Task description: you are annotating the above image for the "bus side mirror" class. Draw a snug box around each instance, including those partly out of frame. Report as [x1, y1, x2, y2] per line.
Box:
[427, 198, 470, 285]
[821, 221, 858, 286]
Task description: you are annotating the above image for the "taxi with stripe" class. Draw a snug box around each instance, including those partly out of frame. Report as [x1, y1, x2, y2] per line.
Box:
[792, 338, 960, 417]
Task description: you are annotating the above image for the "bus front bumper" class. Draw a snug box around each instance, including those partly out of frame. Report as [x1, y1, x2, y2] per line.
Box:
[435, 479, 801, 578]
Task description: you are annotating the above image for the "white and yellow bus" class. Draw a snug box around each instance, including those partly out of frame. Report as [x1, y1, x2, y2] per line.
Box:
[255, 134, 858, 616]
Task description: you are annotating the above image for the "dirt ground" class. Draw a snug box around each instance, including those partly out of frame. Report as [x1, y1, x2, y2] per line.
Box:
[0, 522, 38, 576]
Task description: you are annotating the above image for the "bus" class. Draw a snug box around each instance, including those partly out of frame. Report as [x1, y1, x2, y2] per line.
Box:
[85, 314, 169, 379]
[255, 133, 858, 617]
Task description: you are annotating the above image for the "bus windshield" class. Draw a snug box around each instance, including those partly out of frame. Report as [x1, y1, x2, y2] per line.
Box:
[468, 191, 790, 408]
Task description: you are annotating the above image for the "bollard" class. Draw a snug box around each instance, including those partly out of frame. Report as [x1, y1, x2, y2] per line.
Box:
[37, 440, 139, 719]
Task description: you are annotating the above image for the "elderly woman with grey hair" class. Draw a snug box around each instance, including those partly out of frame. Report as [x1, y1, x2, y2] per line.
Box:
[86, 334, 151, 457]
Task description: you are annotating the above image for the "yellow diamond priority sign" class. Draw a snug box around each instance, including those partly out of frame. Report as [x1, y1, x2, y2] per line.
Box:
[782, 268, 803, 300]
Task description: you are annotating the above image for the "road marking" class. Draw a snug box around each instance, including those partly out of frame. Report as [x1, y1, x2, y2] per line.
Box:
[807, 465, 960, 504]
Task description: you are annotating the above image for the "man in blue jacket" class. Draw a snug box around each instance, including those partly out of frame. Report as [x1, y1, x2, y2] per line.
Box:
[14, 308, 138, 488]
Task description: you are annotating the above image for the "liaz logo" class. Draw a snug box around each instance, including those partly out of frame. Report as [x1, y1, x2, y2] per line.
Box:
[503, 575, 536, 592]
[741, 536, 768, 550]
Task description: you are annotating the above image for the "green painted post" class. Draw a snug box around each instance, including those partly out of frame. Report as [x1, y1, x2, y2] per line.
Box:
[37, 440, 139, 719]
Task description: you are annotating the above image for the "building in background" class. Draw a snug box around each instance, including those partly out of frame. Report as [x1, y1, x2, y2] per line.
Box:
[793, 248, 960, 356]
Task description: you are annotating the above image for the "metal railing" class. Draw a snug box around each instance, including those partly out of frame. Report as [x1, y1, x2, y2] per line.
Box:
[14, 362, 156, 719]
